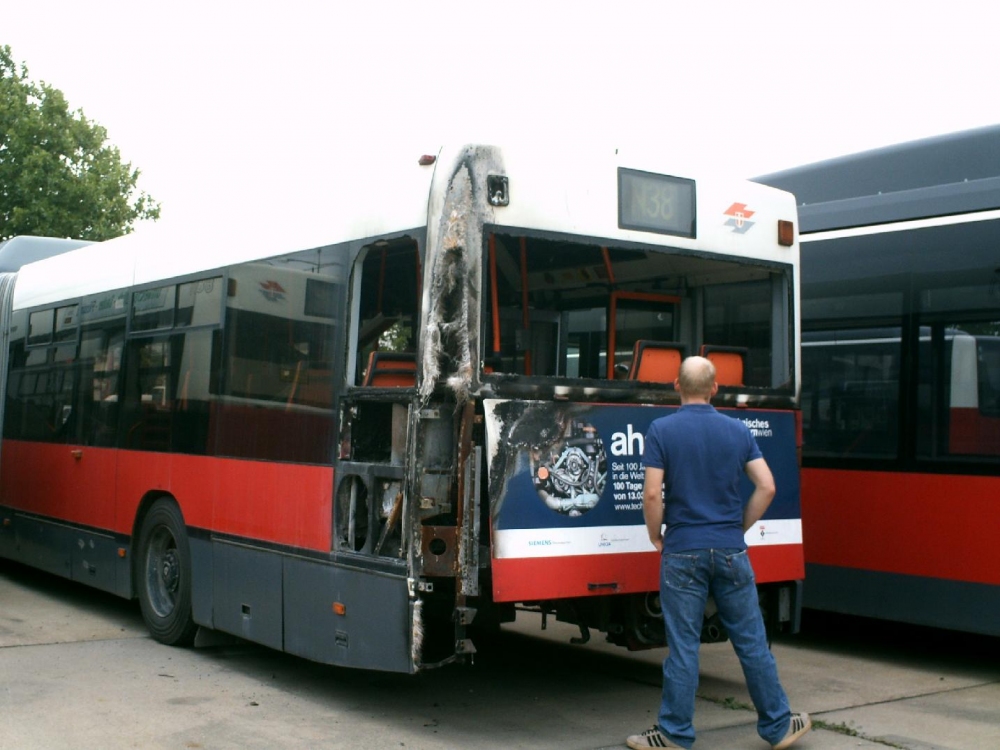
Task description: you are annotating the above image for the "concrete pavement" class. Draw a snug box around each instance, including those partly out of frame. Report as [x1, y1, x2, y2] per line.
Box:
[3, 560, 1000, 749]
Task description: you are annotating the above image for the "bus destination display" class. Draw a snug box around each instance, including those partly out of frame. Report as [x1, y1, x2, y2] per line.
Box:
[618, 168, 696, 238]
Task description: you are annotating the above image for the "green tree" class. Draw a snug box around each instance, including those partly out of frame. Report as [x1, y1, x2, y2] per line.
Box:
[0, 45, 160, 241]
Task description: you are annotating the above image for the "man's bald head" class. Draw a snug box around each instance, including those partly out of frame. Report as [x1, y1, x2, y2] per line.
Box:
[677, 356, 717, 399]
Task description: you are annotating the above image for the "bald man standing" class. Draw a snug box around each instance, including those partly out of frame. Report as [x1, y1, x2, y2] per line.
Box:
[626, 356, 810, 750]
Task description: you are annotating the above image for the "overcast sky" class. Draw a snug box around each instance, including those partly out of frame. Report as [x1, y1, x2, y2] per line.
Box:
[6, 2, 1000, 237]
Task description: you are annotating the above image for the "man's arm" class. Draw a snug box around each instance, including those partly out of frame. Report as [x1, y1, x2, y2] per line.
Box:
[742, 457, 776, 532]
[642, 466, 665, 553]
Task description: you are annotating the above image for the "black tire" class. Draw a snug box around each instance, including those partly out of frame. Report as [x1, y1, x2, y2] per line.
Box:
[136, 499, 198, 646]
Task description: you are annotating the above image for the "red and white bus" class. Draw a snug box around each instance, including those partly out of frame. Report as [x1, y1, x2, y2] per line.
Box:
[757, 126, 1000, 635]
[0, 144, 804, 671]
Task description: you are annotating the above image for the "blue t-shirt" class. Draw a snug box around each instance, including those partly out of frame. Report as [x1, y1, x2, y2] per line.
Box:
[643, 403, 763, 552]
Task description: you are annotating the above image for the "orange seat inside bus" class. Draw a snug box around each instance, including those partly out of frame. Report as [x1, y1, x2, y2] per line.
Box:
[628, 341, 685, 384]
[362, 351, 417, 387]
[700, 345, 747, 386]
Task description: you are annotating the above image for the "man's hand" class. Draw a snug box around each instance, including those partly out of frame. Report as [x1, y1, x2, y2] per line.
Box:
[643, 466, 665, 552]
[742, 457, 776, 531]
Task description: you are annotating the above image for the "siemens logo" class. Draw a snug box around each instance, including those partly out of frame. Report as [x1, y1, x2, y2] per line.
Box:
[528, 540, 553, 547]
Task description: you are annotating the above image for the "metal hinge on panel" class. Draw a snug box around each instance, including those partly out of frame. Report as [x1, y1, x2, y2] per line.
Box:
[458, 446, 482, 596]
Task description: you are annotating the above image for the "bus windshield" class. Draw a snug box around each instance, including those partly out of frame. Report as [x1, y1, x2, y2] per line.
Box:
[482, 231, 792, 389]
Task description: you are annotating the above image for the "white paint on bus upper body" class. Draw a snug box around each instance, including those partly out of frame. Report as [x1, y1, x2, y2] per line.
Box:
[12, 143, 798, 312]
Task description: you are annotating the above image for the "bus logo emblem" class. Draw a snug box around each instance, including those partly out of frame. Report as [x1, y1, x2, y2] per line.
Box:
[258, 280, 287, 302]
[723, 202, 756, 234]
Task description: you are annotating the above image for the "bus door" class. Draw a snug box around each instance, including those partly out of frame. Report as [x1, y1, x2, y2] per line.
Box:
[1, 299, 127, 593]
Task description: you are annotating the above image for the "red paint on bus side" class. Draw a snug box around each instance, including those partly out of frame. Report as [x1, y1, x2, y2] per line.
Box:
[802, 467, 1000, 585]
[0, 440, 118, 530]
[492, 552, 658, 602]
[750, 543, 806, 583]
[1, 440, 334, 552]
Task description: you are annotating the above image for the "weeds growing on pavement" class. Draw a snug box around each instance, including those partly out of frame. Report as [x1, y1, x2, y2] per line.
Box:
[696, 698, 907, 749]
[812, 719, 906, 748]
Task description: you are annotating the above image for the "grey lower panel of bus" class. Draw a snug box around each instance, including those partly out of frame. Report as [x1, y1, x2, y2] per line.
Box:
[190, 537, 413, 673]
[0, 510, 130, 598]
[805, 563, 1000, 636]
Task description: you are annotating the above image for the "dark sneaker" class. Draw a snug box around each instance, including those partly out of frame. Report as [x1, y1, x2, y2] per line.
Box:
[772, 712, 811, 749]
[626, 726, 684, 749]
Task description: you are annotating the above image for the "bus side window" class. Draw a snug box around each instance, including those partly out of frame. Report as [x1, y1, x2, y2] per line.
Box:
[801, 327, 901, 459]
[78, 324, 125, 448]
[352, 239, 420, 386]
[213, 256, 339, 464]
[5, 307, 81, 444]
[917, 320, 1000, 458]
[121, 336, 174, 451]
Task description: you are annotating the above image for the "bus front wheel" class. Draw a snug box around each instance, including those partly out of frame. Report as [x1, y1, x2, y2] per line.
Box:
[136, 499, 198, 646]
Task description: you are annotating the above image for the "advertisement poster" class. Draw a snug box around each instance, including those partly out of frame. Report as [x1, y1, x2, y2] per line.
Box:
[484, 400, 802, 600]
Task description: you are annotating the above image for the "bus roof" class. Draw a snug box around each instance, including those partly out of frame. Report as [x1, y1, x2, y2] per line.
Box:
[754, 125, 1000, 232]
[0, 236, 93, 272]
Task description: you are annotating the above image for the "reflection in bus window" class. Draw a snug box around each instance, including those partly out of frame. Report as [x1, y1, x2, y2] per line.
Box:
[121, 331, 213, 454]
[120, 275, 224, 455]
[801, 328, 901, 458]
[5, 309, 79, 444]
[214, 253, 341, 463]
[917, 321, 1000, 458]
[122, 336, 175, 451]
[132, 285, 176, 332]
[53, 305, 79, 364]
[78, 323, 125, 447]
[27, 308, 54, 346]
[176, 277, 223, 327]
[703, 281, 773, 387]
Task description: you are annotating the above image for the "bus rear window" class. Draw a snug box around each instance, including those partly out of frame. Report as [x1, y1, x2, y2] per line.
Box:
[482, 231, 792, 389]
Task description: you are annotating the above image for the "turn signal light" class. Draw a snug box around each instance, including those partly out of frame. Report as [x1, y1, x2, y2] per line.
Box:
[778, 220, 795, 247]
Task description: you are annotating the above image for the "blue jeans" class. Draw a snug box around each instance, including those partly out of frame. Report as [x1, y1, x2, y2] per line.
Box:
[657, 548, 790, 748]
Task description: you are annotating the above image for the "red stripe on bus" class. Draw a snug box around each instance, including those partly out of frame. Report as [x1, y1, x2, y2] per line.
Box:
[1, 440, 334, 552]
[491, 544, 803, 602]
[749, 543, 805, 582]
[803, 467, 1000, 585]
[492, 552, 660, 602]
